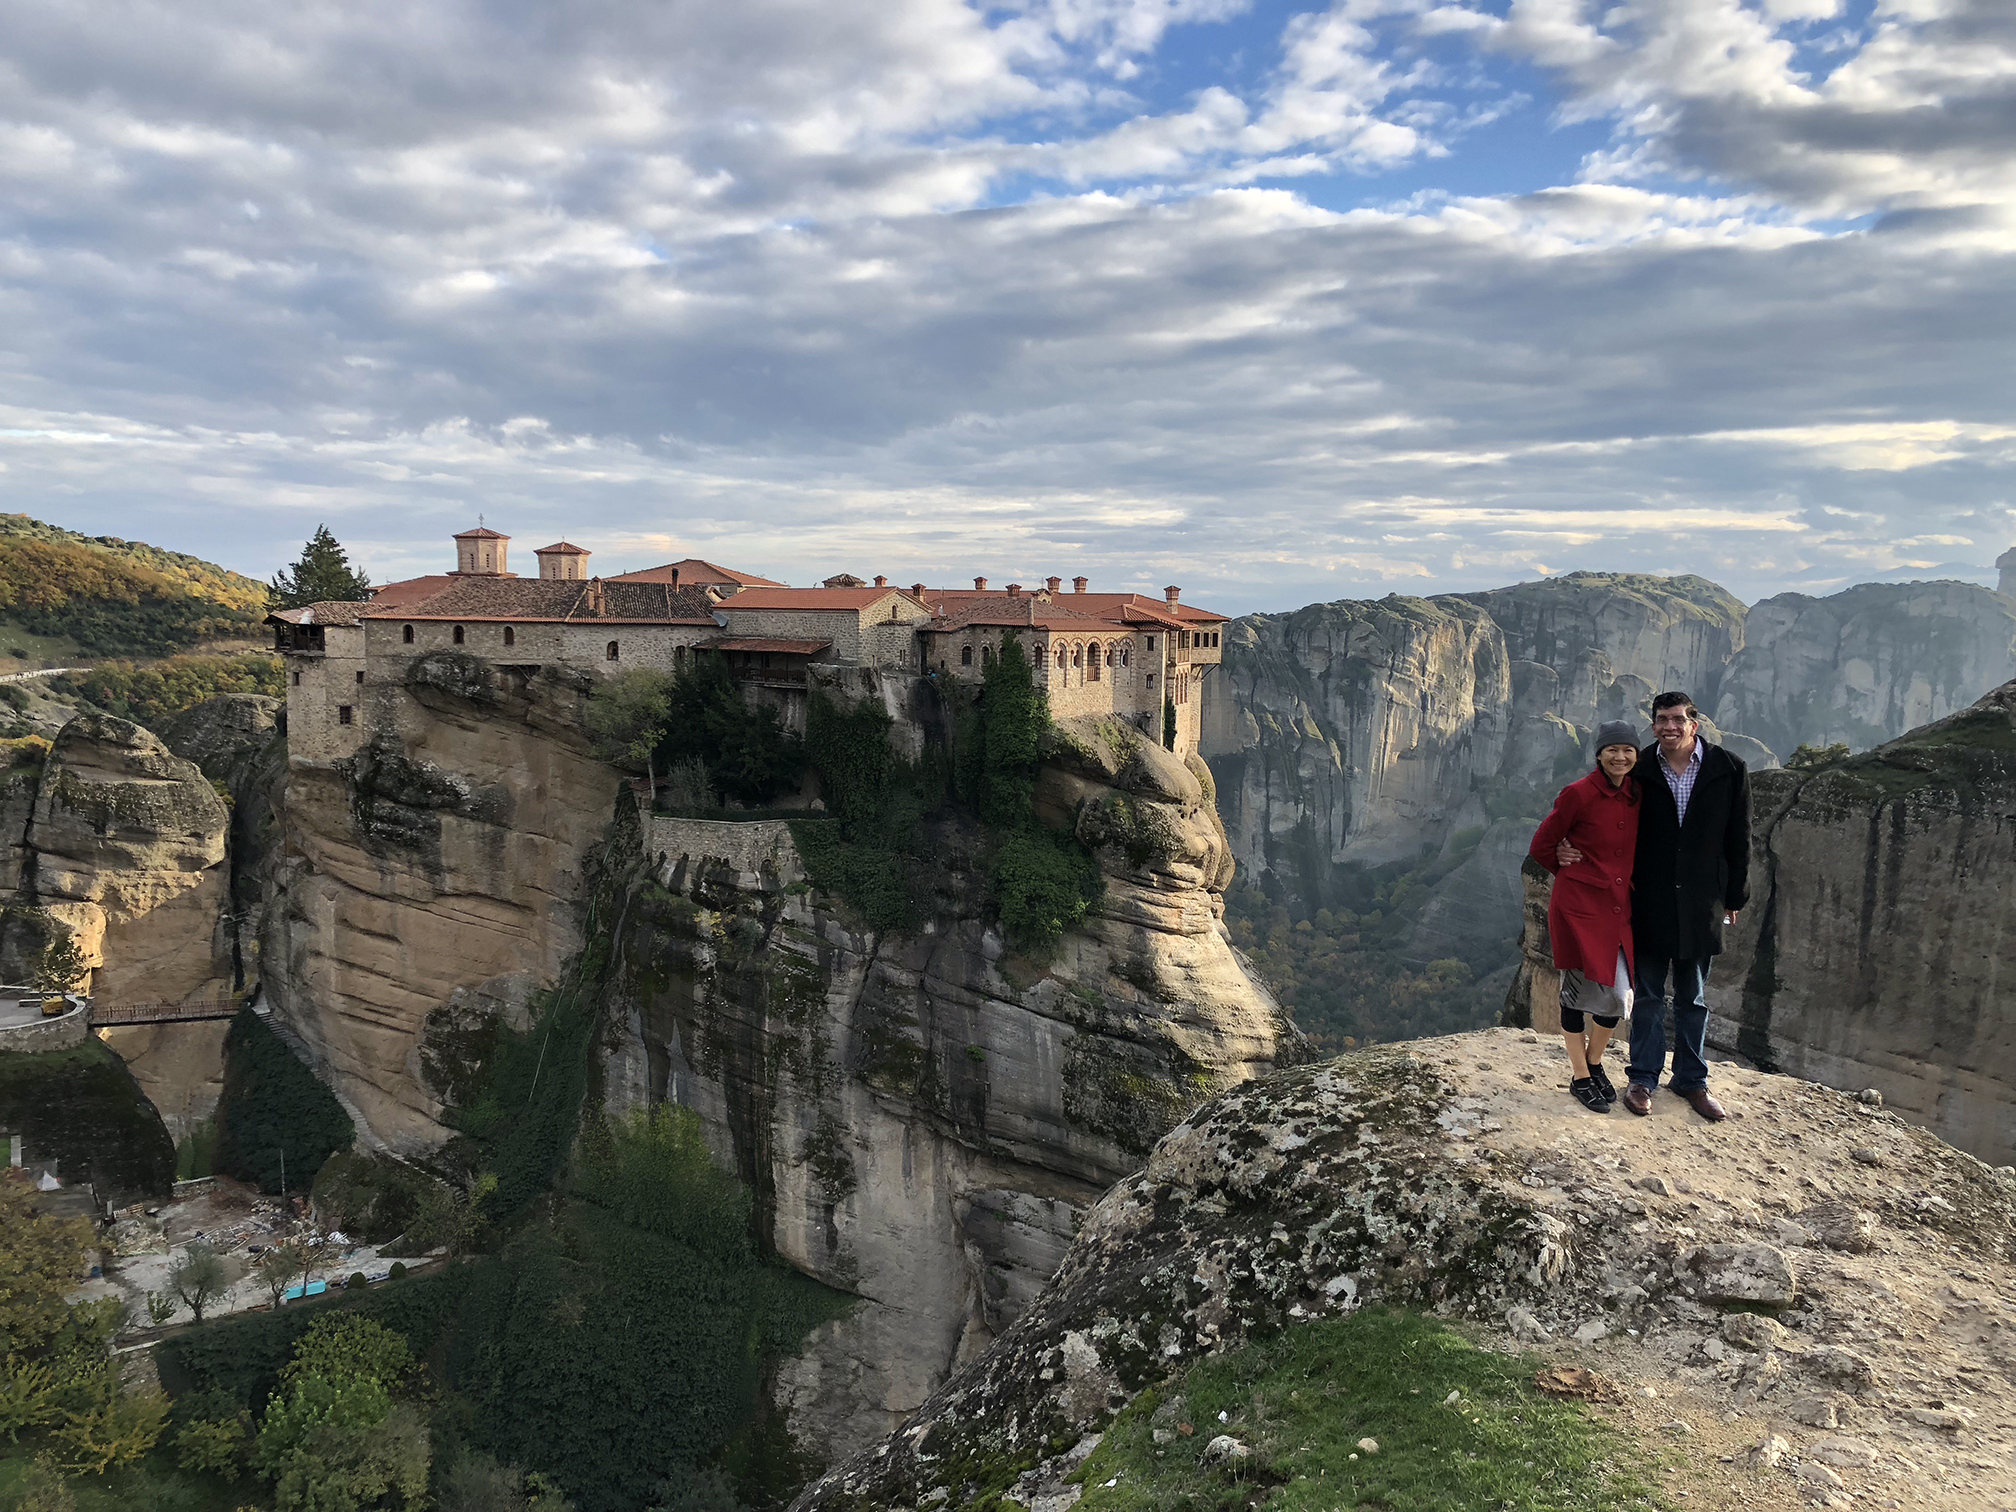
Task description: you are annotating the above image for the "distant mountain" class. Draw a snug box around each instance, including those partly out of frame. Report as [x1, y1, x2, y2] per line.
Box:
[0, 513, 268, 658]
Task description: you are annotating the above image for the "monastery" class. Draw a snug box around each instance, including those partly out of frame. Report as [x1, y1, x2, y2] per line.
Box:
[270, 526, 1227, 764]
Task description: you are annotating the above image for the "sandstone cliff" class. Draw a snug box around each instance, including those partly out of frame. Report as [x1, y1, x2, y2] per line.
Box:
[1714, 581, 2016, 763]
[1707, 678, 2016, 1169]
[577, 713, 1297, 1463]
[797, 1027, 2016, 1512]
[261, 652, 624, 1151]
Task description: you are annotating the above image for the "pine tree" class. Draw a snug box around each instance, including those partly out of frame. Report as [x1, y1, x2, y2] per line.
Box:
[268, 526, 372, 610]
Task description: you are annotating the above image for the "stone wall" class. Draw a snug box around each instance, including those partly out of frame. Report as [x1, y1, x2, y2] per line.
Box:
[285, 624, 368, 763]
[643, 815, 799, 892]
[0, 1002, 90, 1053]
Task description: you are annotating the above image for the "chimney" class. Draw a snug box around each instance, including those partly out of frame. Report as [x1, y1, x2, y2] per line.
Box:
[974, 577, 988, 591]
[1046, 576, 1061, 593]
[911, 583, 926, 598]
[1007, 583, 1022, 596]
[1164, 585, 1181, 606]
[874, 575, 887, 588]
[1072, 576, 1088, 594]
[586, 577, 607, 616]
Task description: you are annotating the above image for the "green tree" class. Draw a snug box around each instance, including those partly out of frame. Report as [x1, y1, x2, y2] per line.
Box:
[280, 1316, 415, 1396]
[268, 525, 372, 611]
[29, 928, 86, 997]
[253, 1375, 429, 1512]
[586, 669, 676, 801]
[978, 636, 1045, 828]
[656, 657, 803, 806]
[254, 1243, 306, 1309]
[167, 1242, 228, 1325]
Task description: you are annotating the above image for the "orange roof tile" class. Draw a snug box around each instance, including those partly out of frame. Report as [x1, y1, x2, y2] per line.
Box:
[720, 586, 928, 612]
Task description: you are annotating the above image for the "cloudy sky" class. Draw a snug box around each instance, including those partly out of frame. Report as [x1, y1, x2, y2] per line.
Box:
[2, 0, 2011, 611]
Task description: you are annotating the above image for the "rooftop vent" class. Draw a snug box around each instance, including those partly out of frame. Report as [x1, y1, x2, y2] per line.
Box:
[1164, 585, 1181, 605]
[974, 577, 988, 591]
[1073, 576, 1088, 593]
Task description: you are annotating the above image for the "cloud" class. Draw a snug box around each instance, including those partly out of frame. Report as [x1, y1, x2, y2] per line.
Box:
[0, 0, 2009, 614]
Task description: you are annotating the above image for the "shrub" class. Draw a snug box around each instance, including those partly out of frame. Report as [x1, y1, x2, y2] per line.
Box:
[655, 658, 803, 805]
[281, 1315, 416, 1396]
[50, 654, 283, 730]
[992, 829, 1102, 953]
[213, 1008, 354, 1195]
[388, 1262, 408, 1281]
[574, 1106, 752, 1264]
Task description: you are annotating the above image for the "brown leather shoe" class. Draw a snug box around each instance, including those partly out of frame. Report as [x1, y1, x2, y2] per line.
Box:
[1681, 1088, 1727, 1122]
[1623, 1083, 1652, 1116]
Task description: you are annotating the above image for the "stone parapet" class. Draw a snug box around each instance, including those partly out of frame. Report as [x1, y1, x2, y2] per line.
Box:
[0, 1001, 92, 1054]
[643, 814, 804, 894]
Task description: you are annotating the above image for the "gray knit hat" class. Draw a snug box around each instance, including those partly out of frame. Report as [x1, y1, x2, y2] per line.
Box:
[1595, 720, 1641, 756]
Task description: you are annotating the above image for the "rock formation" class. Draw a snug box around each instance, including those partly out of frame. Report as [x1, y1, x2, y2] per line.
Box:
[584, 713, 1297, 1462]
[260, 652, 625, 1151]
[10, 713, 233, 1009]
[1709, 678, 2016, 1168]
[797, 1028, 2016, 1512]
[1715, 581, 2016, 762]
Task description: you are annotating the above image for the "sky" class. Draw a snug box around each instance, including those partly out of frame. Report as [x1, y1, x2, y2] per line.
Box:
[1, 0, 2012, 614]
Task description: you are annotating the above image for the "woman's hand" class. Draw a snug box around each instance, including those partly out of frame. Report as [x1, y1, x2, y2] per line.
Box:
[1557, 840, 1584, 867]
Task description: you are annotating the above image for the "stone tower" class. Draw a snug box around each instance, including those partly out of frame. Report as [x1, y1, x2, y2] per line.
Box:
[535, 541, 590, 581]
[1998, 545, 2016, 599]
[453, 526, 510, 576]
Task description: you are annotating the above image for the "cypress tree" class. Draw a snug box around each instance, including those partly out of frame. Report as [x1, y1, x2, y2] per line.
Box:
[269, 525, 372, 610]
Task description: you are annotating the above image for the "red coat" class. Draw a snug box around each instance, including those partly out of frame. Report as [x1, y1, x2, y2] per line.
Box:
[1528, 769, 1640, 985]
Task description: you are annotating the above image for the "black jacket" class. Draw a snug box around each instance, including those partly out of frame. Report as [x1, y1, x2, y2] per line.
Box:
[1630, 740, 1751, 961]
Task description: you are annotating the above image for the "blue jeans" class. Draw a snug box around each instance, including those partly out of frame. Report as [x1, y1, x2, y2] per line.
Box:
[1628, 956, 1712, 1093]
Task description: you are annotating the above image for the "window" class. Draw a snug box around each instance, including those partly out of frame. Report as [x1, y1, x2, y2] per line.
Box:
[1087, 642, 1101, 682]
[982, 644, 993, 665]
[1180, 631, 1190, 649]
[1146, 635, 1157, 651]
[1119, 646, 1129, 668]
[503, 626, 515, 648]
[1146, 673, 1156, 687]
[338, 705, 353, 725]
[961, 645, 973, 667]
[402, 625, 414, 644]
[606, 640, 620, 661]
[1072, 644, 1082, 667]
[291, 671, 301, 686]
[1056, 645, 1067, 669]
[356, 670, 365, 684]
[453, 625, 465, 645]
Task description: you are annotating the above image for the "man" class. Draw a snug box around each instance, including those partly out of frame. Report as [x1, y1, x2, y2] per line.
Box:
[1558, 691, 1750, 1119]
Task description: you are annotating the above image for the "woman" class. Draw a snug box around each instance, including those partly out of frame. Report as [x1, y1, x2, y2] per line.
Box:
[1527, 721, 1642, 1113]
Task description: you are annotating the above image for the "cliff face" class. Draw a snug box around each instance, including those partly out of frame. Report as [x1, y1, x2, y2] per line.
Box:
[1708, 678, 2016, 1168]
[1714, 581, 2016, 762]
[7, 713, 234, 1008]
[260, 652, 623, 1152]
[589, 714, 1297, 1462]
[1199, 596, 1510, 886]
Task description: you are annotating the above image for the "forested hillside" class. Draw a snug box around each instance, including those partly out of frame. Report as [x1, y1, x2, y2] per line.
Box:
[0, 514, 267, 657]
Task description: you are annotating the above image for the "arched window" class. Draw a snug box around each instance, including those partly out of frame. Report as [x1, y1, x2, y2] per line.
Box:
[1087, 642, 1101, 682]
[982, 644, 993, 665]
[1119, 645, 1129, 668]
[402, 625, 414, 644]
[606, 640, 620, 661]
[1056, 645, 1067, 669]
[452, 625, 465, 645]
[503, 626, 515, 648]
[1072, 644, 1082, 667]
[961, 645, 973, 666]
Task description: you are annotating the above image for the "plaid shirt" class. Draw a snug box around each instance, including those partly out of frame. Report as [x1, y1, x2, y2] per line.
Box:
[1660, 737, 1704, 826]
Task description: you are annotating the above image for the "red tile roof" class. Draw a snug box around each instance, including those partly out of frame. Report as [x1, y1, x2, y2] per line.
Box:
[453, 526, 508, 539]
[356, 576, 718, 624]
[720, 586, 928, 613]
[608, 558, 784, 588]
[922, 587, 1194, 630]
[536, 541, 590, 555]
[926, 596, 1110, 632]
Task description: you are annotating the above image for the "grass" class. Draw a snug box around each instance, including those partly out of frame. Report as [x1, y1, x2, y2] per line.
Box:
[1067, 1309, 1671, 1512]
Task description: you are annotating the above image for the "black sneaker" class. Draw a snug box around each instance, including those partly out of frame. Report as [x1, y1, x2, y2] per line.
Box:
[1587, 1064, 1617, 1104]
[1570, 1077, 1610, 1113]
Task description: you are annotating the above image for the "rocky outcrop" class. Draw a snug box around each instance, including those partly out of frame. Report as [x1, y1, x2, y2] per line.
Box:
[591, 713, 1298, 1463]
[1714, 581, 2016, 762]
[1709, 678, 2016, 1168]
[23, 713, 233, 1008]
[797, 1028, 2016, 1512]
[1465, 570, 1747, 731]
[260, 653, 624, 1152]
